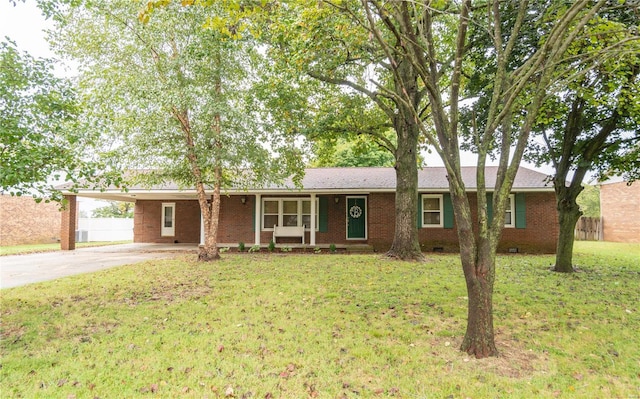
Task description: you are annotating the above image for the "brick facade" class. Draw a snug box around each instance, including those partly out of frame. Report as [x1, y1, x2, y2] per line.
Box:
[60, 195, 77, 250]
[600, 181, 640, 243]
[0, 195, 61, 246]
[132, 191, 558, 253]
[134, 200, 201, 243]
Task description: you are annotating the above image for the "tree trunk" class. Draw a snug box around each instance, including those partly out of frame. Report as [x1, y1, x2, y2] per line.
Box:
[553, 195, 582, 273]
[386, 112, 424, 261]
[460, 244, 498, 358]
[198, 171, 222, 262]
[387, 160, 423, 260]
[385, 53, 424, 261]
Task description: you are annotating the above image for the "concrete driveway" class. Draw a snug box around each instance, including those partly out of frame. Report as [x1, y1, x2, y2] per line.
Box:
[0, 243, 197, 289]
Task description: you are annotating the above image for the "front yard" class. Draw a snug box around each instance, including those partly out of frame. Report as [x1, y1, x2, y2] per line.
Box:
[1, 242, 638, 398]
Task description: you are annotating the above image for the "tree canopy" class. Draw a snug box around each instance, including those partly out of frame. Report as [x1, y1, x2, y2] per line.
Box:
[50, 0, 304, 259]
[524, 5, 640, 272]
[91, 200, 134, 218]
[0, 38, 89, 202]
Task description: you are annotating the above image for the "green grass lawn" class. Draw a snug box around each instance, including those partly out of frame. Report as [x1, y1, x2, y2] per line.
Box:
[1, 243, 638, 398]
[0, 241, 133, 256]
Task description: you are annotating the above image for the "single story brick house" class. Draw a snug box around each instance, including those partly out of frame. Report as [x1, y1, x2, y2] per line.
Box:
[60, 166, 558, 253]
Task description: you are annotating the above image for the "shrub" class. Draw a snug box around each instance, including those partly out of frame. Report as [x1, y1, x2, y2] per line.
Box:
[329, 243, 337, 253]
[238, 242, 245, 252]
[268, 240, 275, 252]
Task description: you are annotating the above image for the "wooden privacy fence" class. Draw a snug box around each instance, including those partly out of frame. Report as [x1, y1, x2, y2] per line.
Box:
[574, 217, 601, 241]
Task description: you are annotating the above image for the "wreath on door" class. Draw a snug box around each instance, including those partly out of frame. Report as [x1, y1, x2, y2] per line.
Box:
[349, 205, 363, 219]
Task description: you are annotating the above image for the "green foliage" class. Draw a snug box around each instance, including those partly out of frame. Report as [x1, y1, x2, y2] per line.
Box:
[238, 242, 245, 252]
[0, 39, 90, 201]
[248, 244, 260, 253]
[526, 6, 640, 182]
[310, 135, 395, 167]
[1, 245, 639, 397]
[576, 185, 600, 218]
[329, 243, 337, 253]
[267, 240, 275, 252]
[49, 0, 304, 193]
[91, 201, 134, 218]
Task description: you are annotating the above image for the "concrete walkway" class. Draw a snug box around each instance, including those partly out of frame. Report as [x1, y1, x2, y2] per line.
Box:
[0, 243, 197, 289]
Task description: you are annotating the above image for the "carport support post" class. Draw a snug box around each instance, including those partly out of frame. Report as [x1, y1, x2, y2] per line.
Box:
[61, 195, 77, 250]
[254, 194, 261, 246]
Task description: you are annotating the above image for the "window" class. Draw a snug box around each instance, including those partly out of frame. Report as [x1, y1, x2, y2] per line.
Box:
[283, 200, 298, 226]
[262, 198, 319, 230]
[422, 194, 443, 228]
[161, 203, 175, 236]
[263, 200, 279, 229]
[504, 194, 515, 228]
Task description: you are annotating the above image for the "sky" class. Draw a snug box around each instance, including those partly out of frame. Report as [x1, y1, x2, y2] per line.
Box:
[0, 1, 52, 58]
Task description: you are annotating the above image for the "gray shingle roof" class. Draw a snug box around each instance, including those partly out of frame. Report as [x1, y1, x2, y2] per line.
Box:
[62, 166, 553, 200]
[265, 166, 552, 191]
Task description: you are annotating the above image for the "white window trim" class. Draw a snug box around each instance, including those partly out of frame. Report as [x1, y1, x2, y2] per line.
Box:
[504, 194, 516, 228]
[261, 198, 319, 231]
[161, 202, 175, 237]
[421, 194, 444, 228]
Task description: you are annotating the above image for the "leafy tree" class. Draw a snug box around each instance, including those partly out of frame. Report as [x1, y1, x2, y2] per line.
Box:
[310, 133, 396, 167]
[576, 185, 600, 219]
[264, 1, 431, 260]
[92, 201, 134, 218]
[527, 9, 640, 272]
[50, 0, 303, 260]
[354, 0, 623, 358]
[0, 39, 86, 202]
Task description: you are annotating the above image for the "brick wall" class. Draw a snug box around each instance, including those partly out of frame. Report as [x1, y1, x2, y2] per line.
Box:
[0, 195, 61, 246]
[132, 191, 558, 253]
[369, 191, 557, 253]
[134, 200, 201, 243]
[601, 181, 640, 243]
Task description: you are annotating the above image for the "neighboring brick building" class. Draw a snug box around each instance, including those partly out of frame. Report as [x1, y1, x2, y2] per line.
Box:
[61, 167, 559, 253]
[0, 194, 61, 246]
[600, 181, 640, 243]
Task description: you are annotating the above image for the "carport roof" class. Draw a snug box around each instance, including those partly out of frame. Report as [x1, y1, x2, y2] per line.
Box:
[61, 166, 553, 201]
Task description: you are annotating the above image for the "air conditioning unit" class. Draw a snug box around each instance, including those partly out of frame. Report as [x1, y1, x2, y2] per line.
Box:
[75, 230, 88, 243]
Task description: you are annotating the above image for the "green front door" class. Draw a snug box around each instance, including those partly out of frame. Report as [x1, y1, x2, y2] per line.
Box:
[346, 196, 367, 240]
